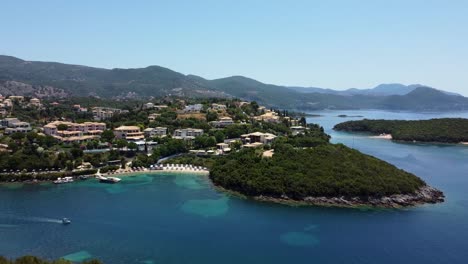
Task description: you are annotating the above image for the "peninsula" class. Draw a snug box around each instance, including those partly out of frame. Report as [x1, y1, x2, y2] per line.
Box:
[333, 118, 468, 144]
[209, 125, 444, 208]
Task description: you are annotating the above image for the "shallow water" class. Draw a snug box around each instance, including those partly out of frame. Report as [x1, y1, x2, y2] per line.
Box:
[1, 110, 468, 264]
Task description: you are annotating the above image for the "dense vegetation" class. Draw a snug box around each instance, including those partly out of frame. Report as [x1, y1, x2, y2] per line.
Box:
[210, 130, 425, 199]
[0, 256, 101, 264]
[334, 118, 468, 143]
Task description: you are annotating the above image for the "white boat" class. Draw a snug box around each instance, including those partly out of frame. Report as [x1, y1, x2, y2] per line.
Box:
[62, 218, 71, 225]
[54, 177, 74, 184]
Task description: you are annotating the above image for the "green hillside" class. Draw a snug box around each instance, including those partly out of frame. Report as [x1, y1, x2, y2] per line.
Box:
[334, 118, 468, 143]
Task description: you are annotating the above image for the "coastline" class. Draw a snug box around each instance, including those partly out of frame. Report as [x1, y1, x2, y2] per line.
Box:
[0, 168, 209, 184]
[213, 184, 445, 209]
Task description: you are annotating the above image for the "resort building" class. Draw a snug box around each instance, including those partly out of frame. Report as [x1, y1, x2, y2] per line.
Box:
[173, 128, 204, 140]
[43, 121, 106, 143]
[92, 107, 129, 121]
[210, 117, 234, 127]
[2, 118, 32, 134]
[241, 132, 277, 145]
[144, 127, 167, 138]
[113, 126, 144, 141]
[0, 118, 21, 128]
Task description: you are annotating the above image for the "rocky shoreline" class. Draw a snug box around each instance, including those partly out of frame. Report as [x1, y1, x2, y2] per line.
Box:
[251, 185, 445, 208]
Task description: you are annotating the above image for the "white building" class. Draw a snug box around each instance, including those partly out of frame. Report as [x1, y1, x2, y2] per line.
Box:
[144, 127, 167, 138]
[291, 126, 307, 136]
[241, 132, 277, 145]
[211, 103, 227, 111]
[184, 104, 203, 113]
[210, 117, 234, 127]
[173, 128, 204, 140]
[143, 102, 154, 109]
[5, 118, 32, 135]
[92, 107, 129, 121]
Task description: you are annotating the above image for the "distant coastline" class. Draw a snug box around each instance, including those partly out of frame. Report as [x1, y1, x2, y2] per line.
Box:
[334, 118, 468, 144]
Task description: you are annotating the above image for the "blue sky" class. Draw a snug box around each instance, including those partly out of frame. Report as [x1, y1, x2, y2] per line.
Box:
[1, 0, 467, 94]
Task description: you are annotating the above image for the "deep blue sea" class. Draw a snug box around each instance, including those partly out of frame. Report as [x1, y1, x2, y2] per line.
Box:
[1, 110, 468, 264]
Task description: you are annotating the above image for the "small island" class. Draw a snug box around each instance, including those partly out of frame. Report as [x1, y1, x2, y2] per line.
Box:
[333, 118, 468, 144]
[209, 126, 444, 208]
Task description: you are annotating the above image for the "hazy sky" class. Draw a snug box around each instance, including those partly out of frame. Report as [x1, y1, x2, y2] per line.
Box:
[1, 0, 467, 94]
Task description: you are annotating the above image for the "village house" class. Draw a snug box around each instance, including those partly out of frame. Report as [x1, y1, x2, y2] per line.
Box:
[113, 126, 144, 141]
[92, 107, 128, 121]
[29, 98, 41, 107]
[2, 99, 13, 108]
[254, 111, 280, 123]
[290, 126, 307, 136]
[173, 128, 204, 140]
[241, 132, 277, 146]
[210, 117, 234, 127]
[148, 113, 161, 122]
[73, 104, 88, 112]
[211, 103, 227, 111]
[143, 102, 154, 109]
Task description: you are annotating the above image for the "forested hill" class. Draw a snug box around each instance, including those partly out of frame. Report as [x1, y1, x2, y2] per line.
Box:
[1, 55, 468, 111]
[209, 126, 436, 204]
[334, 118, 468, 143]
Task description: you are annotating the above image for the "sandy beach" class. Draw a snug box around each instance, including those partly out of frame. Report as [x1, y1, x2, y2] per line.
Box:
[101, 165, 209, 178]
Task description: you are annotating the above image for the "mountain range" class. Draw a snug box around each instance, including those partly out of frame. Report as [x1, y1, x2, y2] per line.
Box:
[1, 55, 467, 111]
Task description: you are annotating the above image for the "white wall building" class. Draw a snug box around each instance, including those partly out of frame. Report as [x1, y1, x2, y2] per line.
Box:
[173, 128, 204, 140]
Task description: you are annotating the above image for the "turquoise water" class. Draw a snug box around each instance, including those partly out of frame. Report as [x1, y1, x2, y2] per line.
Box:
[1, 110, 468, 263]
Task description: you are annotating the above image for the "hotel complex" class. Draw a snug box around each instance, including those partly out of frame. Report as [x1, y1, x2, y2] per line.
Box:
[43, 121, 106, 143]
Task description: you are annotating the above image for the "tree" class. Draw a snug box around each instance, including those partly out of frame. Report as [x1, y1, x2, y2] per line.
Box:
[128, 142, 138, 151]
[214, 130, 225, 143]
[10, 132, 25, 141]
[100, 130, 115, 143]
[206, 111, 218, 122]
[57, 124, 69, 131]
[114, 139, 128, 149]
[299, 117, 307, 126]
[70, 148, 83, 159]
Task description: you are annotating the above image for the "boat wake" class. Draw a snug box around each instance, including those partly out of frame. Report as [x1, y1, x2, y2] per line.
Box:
[0, 213, 63, 224]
